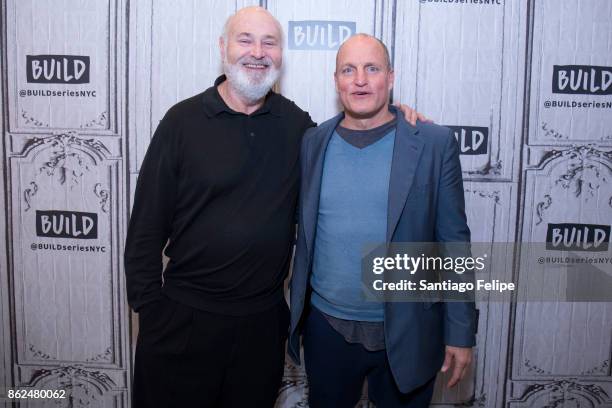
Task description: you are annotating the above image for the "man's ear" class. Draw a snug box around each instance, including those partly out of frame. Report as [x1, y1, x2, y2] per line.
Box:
[334, 72, 339, 93]
[388, 69, 395, 91]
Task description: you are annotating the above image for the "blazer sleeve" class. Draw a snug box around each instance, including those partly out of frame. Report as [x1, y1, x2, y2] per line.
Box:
[435, 130, 477, 347]
[293, 115, 317, 231]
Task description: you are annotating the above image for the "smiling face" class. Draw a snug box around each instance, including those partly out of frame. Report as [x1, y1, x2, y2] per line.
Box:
[220, 7, 283, 102]
[335, 35, 394, 123]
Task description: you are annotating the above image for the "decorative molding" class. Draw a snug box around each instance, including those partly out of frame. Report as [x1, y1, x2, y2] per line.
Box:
[28, 344, 53, 360]
[94, 183, 111, 213]
[19, 132, 111, 159]
[524, 359, 553, 375]
[85, 347, 113, 363]
[18, 132, 112, 190]
[27, 365, 116, 406]
[532, 145, 612, 172]
[455, 393, 487, 407]
[579, 359, 610, 376]
[279, 359, 309, 407]
[81, 111, 109, 129]
[465, 160, 503, 177]
[39, 145, 91, 188]
[20, 110, 49, 128]
[529, 146, 612, 230]
[535, 194, 552, 225]
[23, 181, 38, 211]
[277, 377, 309, 408]
[541, 122, 567, 140]
[555, 162, 608, 201]
[465, 189, 501, 204]
[513, 379, 612, 407]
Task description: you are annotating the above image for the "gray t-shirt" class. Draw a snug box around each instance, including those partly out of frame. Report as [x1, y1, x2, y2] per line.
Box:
[336, 115, 397, 148]
[322, 312, 386, 351]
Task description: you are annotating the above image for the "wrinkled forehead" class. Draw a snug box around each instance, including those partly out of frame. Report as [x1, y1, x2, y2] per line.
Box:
[227, 11, 283, 40]
[336, 38, 389, 69]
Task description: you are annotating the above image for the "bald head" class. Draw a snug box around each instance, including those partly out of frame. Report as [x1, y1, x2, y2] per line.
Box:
[218, 6, 283, 105]
[334, 33, 395, 127]
[222, 6, 284, 46]
[336, 34, 391, 73]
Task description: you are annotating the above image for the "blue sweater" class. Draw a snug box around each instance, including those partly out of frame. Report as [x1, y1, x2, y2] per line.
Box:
[310, 129, 395, 321]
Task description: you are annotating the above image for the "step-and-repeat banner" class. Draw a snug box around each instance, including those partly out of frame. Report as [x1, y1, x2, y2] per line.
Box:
[1, 1, 611, 407]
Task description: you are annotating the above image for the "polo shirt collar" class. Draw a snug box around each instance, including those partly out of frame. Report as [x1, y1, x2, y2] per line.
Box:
[202, 75, 281, 117]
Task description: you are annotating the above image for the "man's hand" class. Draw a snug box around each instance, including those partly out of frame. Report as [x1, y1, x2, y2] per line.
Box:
[395, 103, 432, 126]
[440, 345, 473, 388]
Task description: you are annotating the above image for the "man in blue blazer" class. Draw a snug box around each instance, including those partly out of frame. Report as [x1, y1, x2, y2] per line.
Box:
[288, 34, 477, 407]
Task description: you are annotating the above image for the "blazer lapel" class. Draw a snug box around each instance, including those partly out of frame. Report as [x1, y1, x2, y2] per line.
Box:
[387, 116, 424, 241]
[303, 113, 344, 258]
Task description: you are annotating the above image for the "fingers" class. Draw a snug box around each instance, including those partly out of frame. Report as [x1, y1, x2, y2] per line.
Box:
[395, 102, 433, 125]
[446, 361, 464, 388]
[440, 350, 452, 373]
[417, 112, 433, 123]
[446, 355, 471, 388]
[409, 109, 418, 126]
[395, 103, 418, 126]
[403, 104, 418, 126]
[443, 347, 473, 388]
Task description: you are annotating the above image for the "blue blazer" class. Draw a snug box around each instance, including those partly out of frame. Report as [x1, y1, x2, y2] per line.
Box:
[288, 106, 477, 393]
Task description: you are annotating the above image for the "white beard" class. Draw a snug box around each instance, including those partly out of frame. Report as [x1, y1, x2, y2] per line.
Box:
[223, 56, 280, 104]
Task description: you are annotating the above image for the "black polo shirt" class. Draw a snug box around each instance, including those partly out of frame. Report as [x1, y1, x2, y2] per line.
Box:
[125, 75, 315, 315]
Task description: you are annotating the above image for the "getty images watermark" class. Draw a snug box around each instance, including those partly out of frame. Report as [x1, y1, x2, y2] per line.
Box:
[370, 252, 514, 294]
[361, 242, 612, 303]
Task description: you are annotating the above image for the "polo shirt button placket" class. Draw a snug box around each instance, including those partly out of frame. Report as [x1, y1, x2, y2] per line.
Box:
[248, 131, 256, 148]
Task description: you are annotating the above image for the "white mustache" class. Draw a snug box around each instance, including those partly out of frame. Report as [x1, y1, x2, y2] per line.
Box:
[237, 57, 272, 67]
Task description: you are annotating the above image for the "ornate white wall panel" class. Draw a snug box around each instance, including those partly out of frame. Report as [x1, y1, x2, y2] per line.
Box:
[10, 135, 117, 364]
[6, 0, 117, 134]
[509, 145, 612, 404]
[508, 379, 612, 408]
[393, 0, 526, 181]
[6, 132, 130, 404]
[2, 0, 130, 405]
[528, 0, 612, 145]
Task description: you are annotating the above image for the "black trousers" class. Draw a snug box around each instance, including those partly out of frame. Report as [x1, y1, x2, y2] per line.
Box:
[303, 307, 436, 408]
[133, 296, 290, 408]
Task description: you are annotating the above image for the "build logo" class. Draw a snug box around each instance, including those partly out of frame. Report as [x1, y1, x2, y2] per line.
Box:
[552, 65, 612, 95]
[288, 21, 355, 50]
[35, 210, 98, 239]
[445, 126, 488, 155]
[546, 223, 611, 252]
[26, 55, 90, 84]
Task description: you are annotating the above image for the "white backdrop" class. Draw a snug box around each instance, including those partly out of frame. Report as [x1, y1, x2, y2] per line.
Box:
[1, 0, 611, 407]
